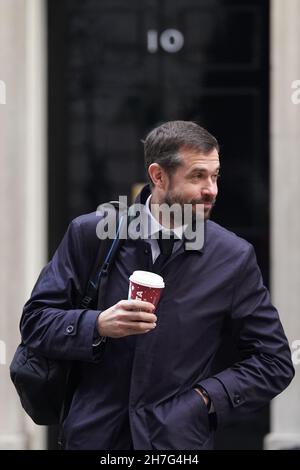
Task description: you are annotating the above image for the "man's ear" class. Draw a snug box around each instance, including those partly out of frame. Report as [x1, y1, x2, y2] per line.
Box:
[148, 163, 167, 189]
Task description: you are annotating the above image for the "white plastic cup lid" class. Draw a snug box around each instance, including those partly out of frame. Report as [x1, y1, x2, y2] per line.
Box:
[129, 270, 165, 289]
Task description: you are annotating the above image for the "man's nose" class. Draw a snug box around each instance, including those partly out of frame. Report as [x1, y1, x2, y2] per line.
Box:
[201, 184, 217, 198]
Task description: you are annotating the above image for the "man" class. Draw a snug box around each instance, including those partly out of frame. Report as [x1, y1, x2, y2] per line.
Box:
[21, 121, 294, 450]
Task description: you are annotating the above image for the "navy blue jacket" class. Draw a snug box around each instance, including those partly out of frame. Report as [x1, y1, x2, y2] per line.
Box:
[21, 186, 294, 450]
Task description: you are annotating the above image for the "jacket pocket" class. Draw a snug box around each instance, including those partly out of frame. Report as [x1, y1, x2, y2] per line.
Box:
[150, 389, 212, 450]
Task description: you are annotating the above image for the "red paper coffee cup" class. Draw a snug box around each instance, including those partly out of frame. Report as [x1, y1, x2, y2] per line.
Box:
[128, 270, 165, 307]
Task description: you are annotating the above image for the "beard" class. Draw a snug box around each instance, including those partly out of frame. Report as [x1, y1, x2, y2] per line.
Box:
[164, 188, 216, 222]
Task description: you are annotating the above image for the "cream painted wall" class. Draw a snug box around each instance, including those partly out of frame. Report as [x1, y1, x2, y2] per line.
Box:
[265, 0, 300, 450]
[0, 0, 47, 449]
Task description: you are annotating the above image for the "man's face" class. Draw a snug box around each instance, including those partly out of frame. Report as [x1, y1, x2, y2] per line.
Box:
[163, 147, 220, 220]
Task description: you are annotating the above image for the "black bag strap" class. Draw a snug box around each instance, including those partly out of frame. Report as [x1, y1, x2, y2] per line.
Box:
[80, 201, 126, 310]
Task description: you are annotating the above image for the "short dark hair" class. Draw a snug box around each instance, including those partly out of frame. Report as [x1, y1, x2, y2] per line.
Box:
[144, 120, 219, 186]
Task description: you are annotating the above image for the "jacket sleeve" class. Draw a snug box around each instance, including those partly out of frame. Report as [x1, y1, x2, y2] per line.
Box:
[198, 244, 294, 428]
[20, 217, 102, 362]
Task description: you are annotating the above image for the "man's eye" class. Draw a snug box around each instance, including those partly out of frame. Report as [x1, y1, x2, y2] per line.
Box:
[191, 174, 203, 180]
[191, 173, 220, 180]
